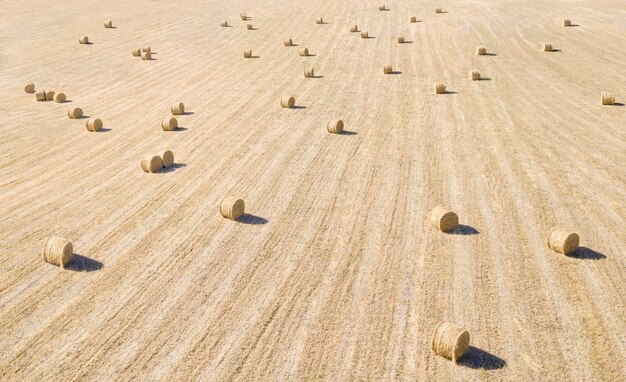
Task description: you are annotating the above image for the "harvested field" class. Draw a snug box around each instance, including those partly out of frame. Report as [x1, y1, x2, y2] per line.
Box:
[0, 0, 625, 381]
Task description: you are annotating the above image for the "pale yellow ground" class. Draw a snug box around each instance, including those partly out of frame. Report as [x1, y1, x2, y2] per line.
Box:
[0, 0, 625, 381]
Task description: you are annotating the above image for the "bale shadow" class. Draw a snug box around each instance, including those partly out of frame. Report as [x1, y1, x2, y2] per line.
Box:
[65, 254, 103, 272]
[182, 111, 194, 115]
[483, 53, 497, 56]
[609, 102, 624, 107]
[79, 115, 91, 119]
[446, 224, 479, 235]
[250, 55, 261, 59]
[290, 105, 307, 109]
[549, 49, 562, 52]
[567, 247, 606, 260]
[160, 163, 186, 173]
[95, 128, 111, 132]
[340, 131, 358, 135]
[401, 41, 414, 44]
[169, 127, 187, 132]
[568, 24, 580, 27]
[363, 36, 376, 39]
[389, 71, 402, 75]
[304, 54, 317, 57]
[236, 213, 268, 225]
[311, 75, 324, 79]
[443, 91, 458, 94]
[458, 347, 506, 370]
[248, 27, 259, 31]
[479, 77, 492, 81]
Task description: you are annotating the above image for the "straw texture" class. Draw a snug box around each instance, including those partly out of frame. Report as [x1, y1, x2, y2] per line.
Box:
[327, 120, 344, 134]
[547, 227, 579, 254]
[171, 102, 185, 115]
[68, 107, 83, 119]
[601, 92, 615, 105]
[280, 96, 296, 108]
[434, 83, 446, 94]
[161, 117, 178, 131]
[141, 155, 163, 173]
[162, 150, 175, 168]
[431, 322, 470, 362]
[86, 118, 103, 132]
[220, 197, 245, 220]
[24, 83, 35, 93]
[429, 205, 458, 231]
[43, 236, 74, 269]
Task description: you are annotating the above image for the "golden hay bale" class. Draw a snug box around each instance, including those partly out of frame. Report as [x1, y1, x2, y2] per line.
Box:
[432, 322, 470, 362]
[24, 83, 35, 93]
[542, 43, 553, 52]
[476, 46, 487, 55]
[79, 35, 89, 44]
[43, 236, 74, 269]
[220, 197, 245, 220]
[244, 49, 253, 58]
[562, 19, 571, 27]
[142, 46, 151, 53]
[316, 17, 324, 24]
[141, 155, 163, 173]
[361, 31, 369, 39]
[171, 102, 185, 115]
[379, 5, 386, 11]
[383, 64, 393, 74]
[349, 25, 358, 32]
[53, 92, 66, 103]
[280, 96, 296, 108]
[104, 20, 113, 28]
[327, 119, 344, 134]
[410, 16, 417, 23]
[547, 227, 579, 254]
[299, 47, 309, 56]
[141, 51, 152, 60]
[434, 83, 446, 95]
[221, 21, 229, 27]
[68, 107, 83, 119]
[601, 92, 615, 105]
[397, 35, 405, 43]
[247, 24, 253, 30]
[284, 38, 293, 46]
[132, 48, 141, 57]
[469, 70, 481, 81]
[35, 90, 46, 102]
[430, 205, 458, 231]
[240, 13, 247, 21]
[45, 90, 55, 101]
[304, 68, 314, 78]
[162, 150, 174, 168]
[435, 8, 443, 14]
[161, 117, 178, 131]
[86, 118, 103, 132]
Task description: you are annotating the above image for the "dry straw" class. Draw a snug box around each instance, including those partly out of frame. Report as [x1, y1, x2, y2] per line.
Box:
[171, 102, 185, 115]
[469, 70, 481, 81]
[349, 25, 358, 32]
[132, 49, 141, 57]
[240, 13, 248, 21]
[384, 64, 393, 74]
[24, 83, 35, 93]
[35, 91, 46, 102]
[327, 120, 344, 134]
[221, 21, 228, 27]
[104, 20, 113, 28]
[220, 197, 245, 220]
[142, 47, 151, 53]
[562, 19, 571, 27]
[244, 49, 253, 58]
[316, 17, 324, 24]
[430, 205, 458, 231]
[43, 236, 74, 269]
[68, 107, 83, 119]
[410, 16, 417, 23]
[434, 83, 446, 94]
[45, 90, 55, 101]
[361, 31, 369, 39]
[284, 38, 293, 46]
[476, 46, 487, 55]
[547, 227, 579, 254]
[161, 117, 178, 131]
[86, 118, 103, 132]
[79, 35, 89, 44]
[280, 96, 296, 108]
[141, 155, 163, 173]
[432, 322, 470, 362]
[141, 51, 152, 60]
[304, 68, 314, 78]
[435, 8, 443, 14]
[397, 35, 405, 43]
[542, 43, 553, 52]
[247, 24, 253, 30]
[299, 47, 309, 56]
[162, 150, 174, 168]
[601, 92, 615, 105]
[379, 5, 386, 11]
[53, 92, 66, 103]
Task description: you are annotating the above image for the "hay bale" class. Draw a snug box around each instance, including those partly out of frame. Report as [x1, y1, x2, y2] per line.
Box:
[397, 35, 405, 44]
[45, 90, 55, 101]
[469, 70, 481, 81]
[221, 21, 229, 27]
[86, 118, 103, 132]
[104, 20, 113, 28]
[162, 150, 174, 168]
[161, 117, 178, 131]
[132, 48, 141, 57]
[53, 92, 66, 103]
[349, 25, 358, 32]
[379, 5, 386, 11]
[244, 49, 253, 58]
[43, 236, 74, 269]
[304, 68, 314, 78]
[284, 38, 293, 46]
[601, 92, 615, 105]
[431, 322, 470, 362]
[220, 197, 245, 220]
[361, 31, 369, 39]
[35, 90, 46, 102]
[68, 107, 83, 119]
[434, 83, 446, 94]
[171, 102, 185, 115]
[142, 47, 151, 53]
[316, 17, 324, 24]
[562, 19, 571, 27]
[141, 155, 163, 173]
[24, 83, 35, 93]
[435, 8, 443, 14]
[141, 51, 152, 60]
[247, 24, 253, 30]
[542, 43, 553, 52]
[240, 13, 247, 21]
[383, 64, 393, 74]
[280, 96, 296, 108]
[327, 119, 344, 134]
[410, 16, 417, 23]
[547, 227, 579, 254]
[299, 47, 309, 56]
[429, 205, 458, 231]
[79, 35, 89, 44]
[476, 46, 486, 55]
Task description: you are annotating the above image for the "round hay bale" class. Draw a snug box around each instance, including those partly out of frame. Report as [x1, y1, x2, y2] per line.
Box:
[240, 13, 247, 21]
[429, 205, 458, 231]
[244, 49, 253, 58]
[247, 24, 253, 30]
[379, 5, 386, 11]
[361, 31, 369, 39]
[141, 51, 152, 60]
[410, 16, 417, 23]
[431, 322, 470, 362]
[24, 83, 35, 93]
[68, 107, 83, 119]
[43, 236, 74, 269]
[220, 197, 245, 220]
[280, 96, 295, 108]
[349, 25, 358, 33]
[162, 150, 174, 168]
[141, 155, 163, 173]
[104, 20, 113, 28]
[299, 47, 309, 56]
[476, 46, 487, 55]
[434, 83, 446, 94]
[383, 64, 393, 74]
[562, 19, 571, 27]
[35, 90, 46, 102]
[284, 38, 293, 46]
[547, 227, 579, 254]
[53, 92, 66, 103]
[132, 48, 141, 56]
[161, 117, 178, 131]
[79, 35, 89, 44]
[221, 21, 229, 27]
[435, 8, 443, 14]
[171, 102, 185, 115]
[397, 35, 405, 43]
[304, 68, 314, 78]
[86, 118, 103, 132]
[469, 70, 481, 81]
[542, 43, 553, 52]
[142, 46, 151, 53]
[601, 92, 615, 105]
[316, 17, 324, 24]
[327, 119, 344, 134]
[44, 90, 55, 101]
